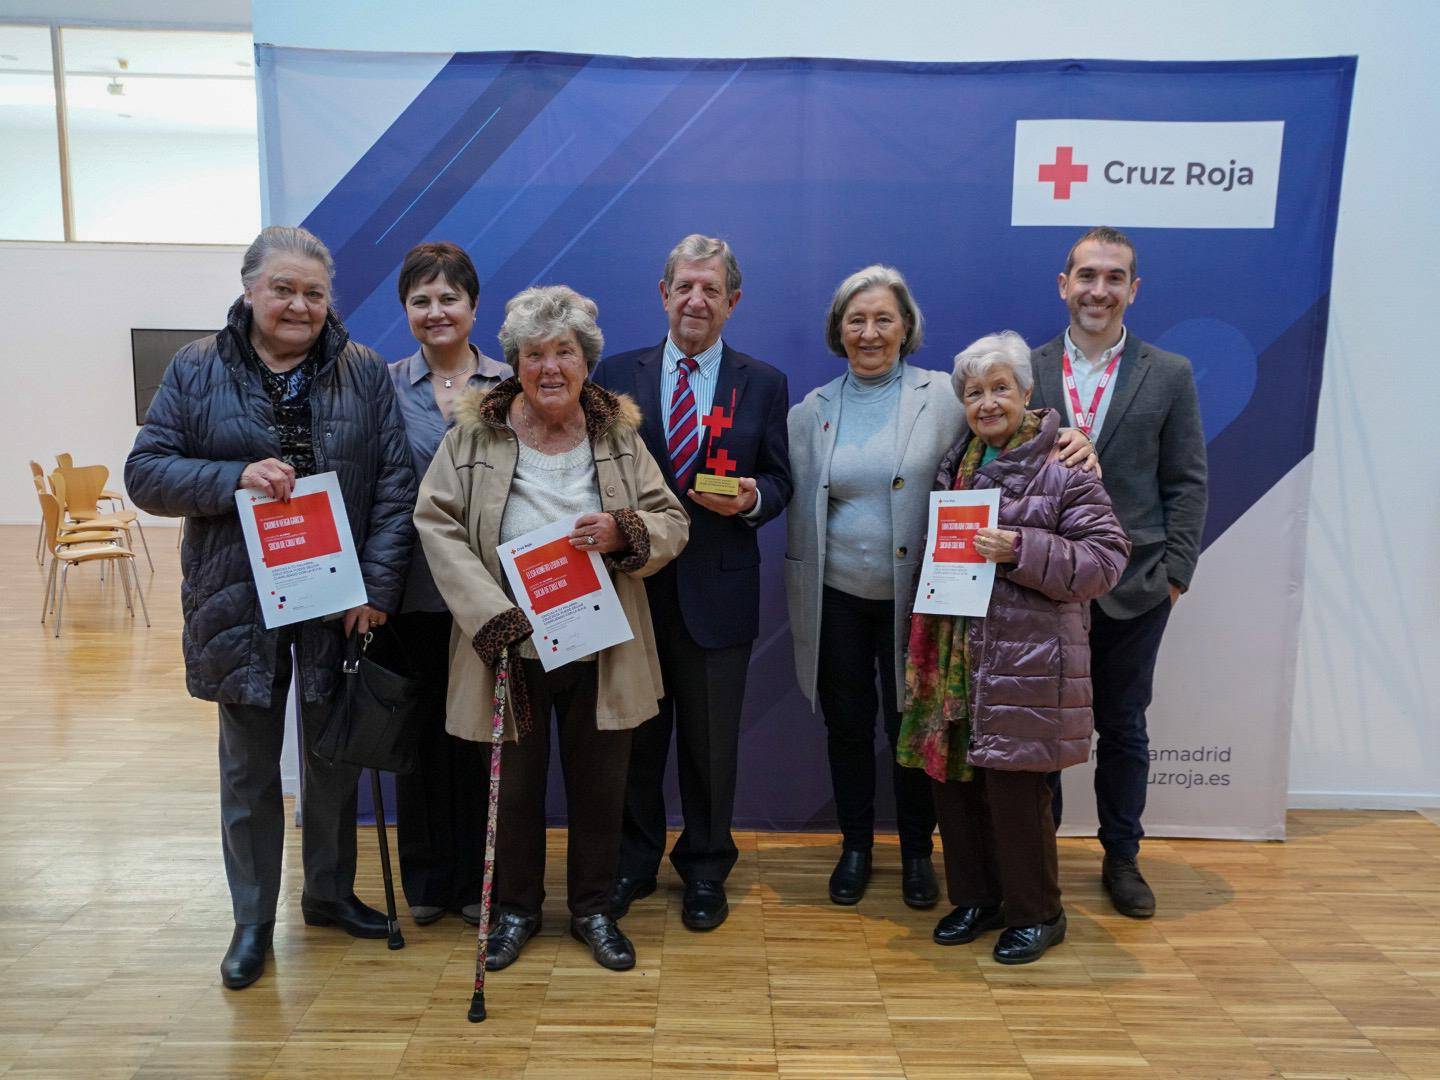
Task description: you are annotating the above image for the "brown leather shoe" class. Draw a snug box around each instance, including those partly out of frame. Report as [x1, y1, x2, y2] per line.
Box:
[1102, 854, 1156, 918]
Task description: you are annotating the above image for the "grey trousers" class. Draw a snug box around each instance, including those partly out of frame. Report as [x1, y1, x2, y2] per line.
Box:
[217, 634, 360, 925]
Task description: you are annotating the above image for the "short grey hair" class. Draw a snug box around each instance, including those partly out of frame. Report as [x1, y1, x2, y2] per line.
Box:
[951, 331, 1034, 401]
[825, 265, 924, 359]
[498, 285, 605, 371]
[241, 225, 335, 290]
[662, 234, 741, 295]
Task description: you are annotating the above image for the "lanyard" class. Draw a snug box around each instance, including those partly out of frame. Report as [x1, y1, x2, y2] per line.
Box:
[1061, 346, 1121, 437]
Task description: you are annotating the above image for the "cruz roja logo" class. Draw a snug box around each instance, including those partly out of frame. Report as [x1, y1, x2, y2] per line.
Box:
[1102, 158, 1256, 192]
[1013, 120, 1284, 229]
[1038, 145, 1257, 200]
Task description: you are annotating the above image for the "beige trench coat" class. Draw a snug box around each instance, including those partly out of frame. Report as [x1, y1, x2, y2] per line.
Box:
[415, 379, 688, 742]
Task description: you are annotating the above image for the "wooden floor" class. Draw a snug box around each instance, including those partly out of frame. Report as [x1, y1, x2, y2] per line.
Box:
[2, 523, 1439, 1079]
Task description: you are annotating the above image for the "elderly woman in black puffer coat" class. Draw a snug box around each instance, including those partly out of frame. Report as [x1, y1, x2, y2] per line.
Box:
[126, 225, 416, 991]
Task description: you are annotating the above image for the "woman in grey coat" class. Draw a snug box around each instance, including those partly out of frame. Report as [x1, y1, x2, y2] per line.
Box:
[125, 226, 416, 991]
[784, 265, 962, 909]
[899, 331, 1129, 965]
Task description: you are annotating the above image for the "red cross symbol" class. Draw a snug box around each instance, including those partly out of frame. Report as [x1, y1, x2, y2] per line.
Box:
[1038, 146, 1088, 200]
[700, 405, 734, 441]
[705, 447, 738, 477]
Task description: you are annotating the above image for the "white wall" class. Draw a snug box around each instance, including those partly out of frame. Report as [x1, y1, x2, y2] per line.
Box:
[0, 0, 1433, 809]
[0, 241, 241, 520]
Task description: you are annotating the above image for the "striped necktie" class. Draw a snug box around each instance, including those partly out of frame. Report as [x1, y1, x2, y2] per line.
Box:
[667, 356, 701, 489]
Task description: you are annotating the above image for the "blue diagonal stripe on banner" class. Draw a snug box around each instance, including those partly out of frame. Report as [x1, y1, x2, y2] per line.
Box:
[528, 63, 746, 284]
[315, 52, 589, 318]
[481, 62, 749, 293]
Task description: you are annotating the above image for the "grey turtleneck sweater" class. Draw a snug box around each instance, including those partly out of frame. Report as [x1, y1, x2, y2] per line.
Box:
[823, 362, 903, 600]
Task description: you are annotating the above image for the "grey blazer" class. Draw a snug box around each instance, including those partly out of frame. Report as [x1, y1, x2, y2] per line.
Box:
[785, 362, 966, 709]
[1029, 332, 1208, 620]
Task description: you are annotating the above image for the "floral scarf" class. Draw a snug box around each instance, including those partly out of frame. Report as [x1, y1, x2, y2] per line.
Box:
[896, 412, 1040, 782]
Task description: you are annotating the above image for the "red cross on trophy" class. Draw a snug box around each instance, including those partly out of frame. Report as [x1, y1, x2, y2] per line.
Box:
[694, 387, 741, 496]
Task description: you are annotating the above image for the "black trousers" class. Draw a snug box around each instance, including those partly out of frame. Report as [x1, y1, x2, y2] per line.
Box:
[617, 568, 750, 884]
[378, 611, 484, 911]
[494, 659, 632, 919]
[1052, 597, 1172, 860]
[816, 585, 935, 858]
[217, 629, 359, 925]
[933, 769, 1060, 928]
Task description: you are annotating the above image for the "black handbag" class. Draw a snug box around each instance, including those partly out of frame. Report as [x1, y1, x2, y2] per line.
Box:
[314, 626, 423, 776]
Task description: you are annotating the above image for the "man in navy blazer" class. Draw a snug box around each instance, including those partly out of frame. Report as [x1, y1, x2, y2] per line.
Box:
[1030, 226, 1208, 920]
[592, 235, 791, 931]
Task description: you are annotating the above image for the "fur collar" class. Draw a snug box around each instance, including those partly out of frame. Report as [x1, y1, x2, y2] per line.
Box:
[451, 377, 642, 442]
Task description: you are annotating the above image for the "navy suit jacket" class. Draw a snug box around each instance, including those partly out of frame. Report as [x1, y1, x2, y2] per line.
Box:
[592, 341, 792, 649]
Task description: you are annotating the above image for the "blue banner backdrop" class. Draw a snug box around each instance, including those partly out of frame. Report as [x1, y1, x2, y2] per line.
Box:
[259, 50, 1354, 833]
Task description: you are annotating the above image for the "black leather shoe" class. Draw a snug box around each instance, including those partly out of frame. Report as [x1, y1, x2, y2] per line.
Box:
[607, 875, 657, 920]
[681, 879, 728, 931]
[993, 911, 1067, 965]
[221, 922, 273, 989]
[570, 913, 635, 971]
[901, 856, 940, 909]
[300, 892, 389, 939]
[1102, 854, 1156, 918]
[485, 911, 541, 971]
[829, 850, 872, 905]
[932, 905, 1004, 946]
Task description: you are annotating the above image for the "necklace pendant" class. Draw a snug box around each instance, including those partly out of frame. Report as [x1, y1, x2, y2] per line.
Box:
[443, 377, 453, 389]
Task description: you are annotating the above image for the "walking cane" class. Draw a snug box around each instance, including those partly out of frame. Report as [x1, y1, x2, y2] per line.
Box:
[468, 647, 510, 1022]
[369, 768, 405, 950]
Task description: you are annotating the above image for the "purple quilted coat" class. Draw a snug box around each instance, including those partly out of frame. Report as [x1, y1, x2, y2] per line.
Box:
[935, 409, 1131, 773]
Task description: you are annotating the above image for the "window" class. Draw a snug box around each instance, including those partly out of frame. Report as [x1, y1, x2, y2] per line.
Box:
[0, 25, 259, 245]
[0, 25, 64, 240]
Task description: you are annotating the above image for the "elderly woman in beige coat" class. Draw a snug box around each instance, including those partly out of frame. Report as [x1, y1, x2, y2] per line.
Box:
[415, 285, 687, 975]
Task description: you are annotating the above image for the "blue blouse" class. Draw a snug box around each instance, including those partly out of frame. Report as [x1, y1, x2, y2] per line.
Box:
[387, 345, 512, 612]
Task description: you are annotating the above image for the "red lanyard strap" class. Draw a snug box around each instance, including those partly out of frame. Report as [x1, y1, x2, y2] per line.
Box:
[1062, 346, 1121, 437]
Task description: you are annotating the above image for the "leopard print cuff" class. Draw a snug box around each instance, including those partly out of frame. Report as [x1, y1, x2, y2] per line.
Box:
[604, 507, 651, 574]
[472, 606, 533, 666]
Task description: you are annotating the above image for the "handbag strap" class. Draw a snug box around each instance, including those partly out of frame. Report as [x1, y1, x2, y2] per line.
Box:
[342, 629, 364, 674]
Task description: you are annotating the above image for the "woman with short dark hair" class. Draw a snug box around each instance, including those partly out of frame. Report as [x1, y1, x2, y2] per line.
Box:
[385, 241, 511, 927]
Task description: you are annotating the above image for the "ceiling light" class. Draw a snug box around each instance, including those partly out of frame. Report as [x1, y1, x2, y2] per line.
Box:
[107, 78, 125, 96]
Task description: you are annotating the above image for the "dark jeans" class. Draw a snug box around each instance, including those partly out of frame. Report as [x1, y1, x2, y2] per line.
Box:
[376, 611, 484, 911]
[494, 659, 632, 919]
[932, 769, 1060, 928]
[618, 568, 750, 885]
[1051, 597, 1172, 860]
[217, 629, 359, 925]
[816, 585, 935, 858]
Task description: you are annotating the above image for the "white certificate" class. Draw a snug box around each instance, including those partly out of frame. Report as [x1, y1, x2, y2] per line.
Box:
[497, 517, 634, 671]
[912, 489, 1003, 617]
[234, 471, 369, 629]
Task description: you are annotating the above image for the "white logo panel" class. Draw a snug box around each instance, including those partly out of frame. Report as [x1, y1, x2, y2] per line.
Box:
[1012, 120, 1285, 229]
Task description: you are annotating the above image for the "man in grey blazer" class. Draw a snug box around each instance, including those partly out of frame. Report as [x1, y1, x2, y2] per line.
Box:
[1029, 226, 1208, 918]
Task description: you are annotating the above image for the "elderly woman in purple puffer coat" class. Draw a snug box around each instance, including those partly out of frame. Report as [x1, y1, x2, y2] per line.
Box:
[898, 330, 1130, 966]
